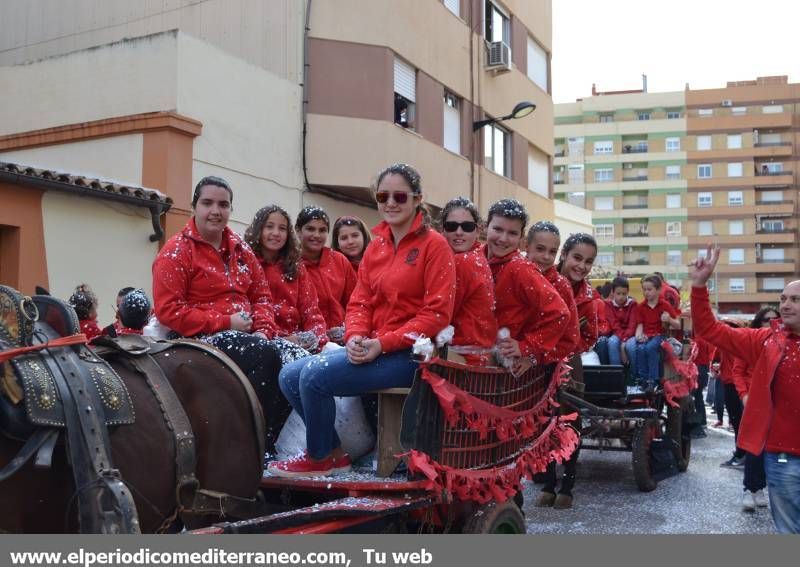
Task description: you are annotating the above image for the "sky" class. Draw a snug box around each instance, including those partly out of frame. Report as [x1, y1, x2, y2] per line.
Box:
[551, 0, 800, 103]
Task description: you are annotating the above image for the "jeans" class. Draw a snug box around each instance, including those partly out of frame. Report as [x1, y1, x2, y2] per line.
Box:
[764, 452, 800, 534]
[595, 335, 623, 365]
[723, 382, 744, 458]
[623, 337, 638, 379]
[713, 377, 725, 423]
[634, 336, 663, 386]
[278, 349, 417, 459]
[744, 451, 766, 493]
[690, 364, 709, 428]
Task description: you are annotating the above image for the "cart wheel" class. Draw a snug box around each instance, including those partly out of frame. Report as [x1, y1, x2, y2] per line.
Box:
[462, 501, 526, 534]
[631, 419, 659, 492]
[667, 405, 691, 472]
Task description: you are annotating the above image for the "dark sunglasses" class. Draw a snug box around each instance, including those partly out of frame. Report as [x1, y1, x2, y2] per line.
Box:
[375, 191, 411, 204]
[443, 221, 477, 233]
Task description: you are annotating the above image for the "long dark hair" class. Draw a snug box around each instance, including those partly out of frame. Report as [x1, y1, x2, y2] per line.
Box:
[332, 216, 372, 258]
[751, 306, 780, 328]
[244, 205, 301, 280]
[374, 163, 432, 228]
[557, 232, 597, 272]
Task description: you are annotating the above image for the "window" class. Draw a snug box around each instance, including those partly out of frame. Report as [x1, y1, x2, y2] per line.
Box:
[762, 248, 785, 262]
[727, 134, 742, 149]
[707, 276, 715, 292]
[394, 57, 416, 128]
[666, 221, 682, 236]
[666, 194, 681, 208]
[696, 135, 712, 150]
[637, 111, 651, 121]
[596, 252, 615, 266]
[697, 248, 709, 259]
[697, 164, 712, 178]
[594, 196, 614, 211]
[567, 164, 584, 184]
[727, 163, 743, 177]
[729, 248, 745, 264]
[665, 137, 680, 152]
[698, 108, 713, 117]
[484, 123, 510, 177]
[761, 219, 785, 232]
[729, 220, 744, 235]
[485, 1, 510, 52]
[599, 113, 614, 123]
[667, 250, 683, 266]
[594, 168, 614, 182]
[762, 277, 785, 291]
[443, 92, 461, 154]
[760, 190, 784, 202]
[665, 165, 681, 180]
[727, 191, 743, 206]
[763, 105, 784, 114]
[594, 224, 614, 238]
[593, 140, 614, 154]
[698, 221, 713, 236]
[526, 36, 548, 92]
[697, 192, 712, 207]
[444, 0, 460, 17]
[666, 110, 681, 119]
[527, 145, 549, 198]
[764, 162, 784, 174]
[729, 278, 745, 293]
[732, 106, 746, 115]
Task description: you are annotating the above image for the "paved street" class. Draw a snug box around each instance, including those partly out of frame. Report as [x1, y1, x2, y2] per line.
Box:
[522, 409, 776, 534]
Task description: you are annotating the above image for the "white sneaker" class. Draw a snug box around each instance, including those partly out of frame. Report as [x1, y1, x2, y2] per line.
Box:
[753, 489, 768, 508]
[741, 490, 756, 512]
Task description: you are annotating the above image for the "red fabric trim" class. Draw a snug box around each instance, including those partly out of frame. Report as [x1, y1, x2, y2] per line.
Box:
[0, 333, 88, 363]
[660, 340, 698, 407]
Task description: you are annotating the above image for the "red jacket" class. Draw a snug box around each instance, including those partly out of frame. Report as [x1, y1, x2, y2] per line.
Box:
[634, 298, 680, 337]
[694, 337, 716, 366]
[595, 295, 611, 337]
[152, 218, 277, 337]
[488, 249, 570, 363]
[605, 296, 637, 341]
[80, 318, 102, 342]
[302, 248, 357, 330]
[260, 259, 327, 347]
[660, 284, 681, 310]
[717, 349, 746, 387]
[573, 280, 599, 353]
[542, 266, 579, 361]
[691, 286, 798, 456]
[345, 213, 455, 353]
[452, 242, 497, 348]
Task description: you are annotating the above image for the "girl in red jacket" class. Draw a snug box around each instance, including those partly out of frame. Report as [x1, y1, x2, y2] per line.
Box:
[244, 204, 328, 360]
[439, 197, 497, 362]
[68, 284, 102, 342]
[152, 176, 284, 454]
[558, 233, 601, 363]
[332, 216, 372, 272]
[631, 274, 681, 390]
[296, 207, 357, 344]
[269, 164, 456, 477]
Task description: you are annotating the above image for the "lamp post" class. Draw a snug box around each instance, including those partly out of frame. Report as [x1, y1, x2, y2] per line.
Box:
[472, 101, 537, 131]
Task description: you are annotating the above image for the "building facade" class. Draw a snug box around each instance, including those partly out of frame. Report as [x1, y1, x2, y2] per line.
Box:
[554, 76, 800, 314]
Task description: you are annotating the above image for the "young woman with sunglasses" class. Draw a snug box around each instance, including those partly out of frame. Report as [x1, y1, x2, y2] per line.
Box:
[439, 197, 497, 361]
[268, 163, 456, 477]
[332, 216, 372, 271]
[295, 206, 358, 344]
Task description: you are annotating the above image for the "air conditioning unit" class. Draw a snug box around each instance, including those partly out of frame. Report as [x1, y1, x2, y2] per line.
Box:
[485, 41, 511, 72]
[722, 99, 733, 107]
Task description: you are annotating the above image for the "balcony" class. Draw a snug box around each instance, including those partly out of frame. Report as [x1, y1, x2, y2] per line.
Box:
[622, 203, 648, 209]
[757, 288, 785, 293]
[755, 142, 792, 148]
[554, 179, 565, 185]
[756, 258, 794, 264]
[623, 257, 650, 265]
[622, 146, 648, 154]
[623, 230, 650, 237]
[623, 175, 648, 182]
[756, 228, 796, 234]
[756, 170, 793, 177]
[755, 199, 794, 206]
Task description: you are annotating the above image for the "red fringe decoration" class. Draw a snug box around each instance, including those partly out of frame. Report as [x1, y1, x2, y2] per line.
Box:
[660, 340, 698, 407]
[406, 417, 579, 504]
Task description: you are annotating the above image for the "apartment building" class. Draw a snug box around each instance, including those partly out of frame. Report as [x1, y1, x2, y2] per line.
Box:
[554, 76, 800, 315]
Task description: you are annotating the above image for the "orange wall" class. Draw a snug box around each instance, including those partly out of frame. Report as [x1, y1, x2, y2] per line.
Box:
[0, 183, 48, 293]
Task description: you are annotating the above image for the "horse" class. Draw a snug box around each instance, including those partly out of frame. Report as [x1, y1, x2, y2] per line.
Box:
[0, 285, 265, 533]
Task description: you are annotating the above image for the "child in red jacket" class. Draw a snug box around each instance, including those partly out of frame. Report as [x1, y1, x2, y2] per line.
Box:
[558, 233, 600, 364]
[597, 276, 637, 366]
[68, 284, 102, 342]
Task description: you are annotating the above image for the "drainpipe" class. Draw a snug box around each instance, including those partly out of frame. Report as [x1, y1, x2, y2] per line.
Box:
[301, 0, 314, 209]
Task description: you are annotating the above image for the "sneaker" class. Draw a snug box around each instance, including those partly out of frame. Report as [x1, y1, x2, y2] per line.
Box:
[535, 491, 556, 507]
[741, 490, 756, 512]
[267, 452, 352, 478]
[553, 492, 573, 510]
[720, 456, 745, 468]
[753, 489, 768, 508]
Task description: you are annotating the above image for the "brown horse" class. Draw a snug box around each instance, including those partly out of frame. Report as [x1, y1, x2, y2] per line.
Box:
[0, 289, 264, 533]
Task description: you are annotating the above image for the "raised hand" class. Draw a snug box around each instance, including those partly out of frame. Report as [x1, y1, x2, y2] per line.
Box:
[689, 244, 720, 288]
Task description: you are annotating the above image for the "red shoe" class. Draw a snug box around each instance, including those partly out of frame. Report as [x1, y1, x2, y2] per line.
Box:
[266, 452, 352, 478]
[712, 421, 724, 428]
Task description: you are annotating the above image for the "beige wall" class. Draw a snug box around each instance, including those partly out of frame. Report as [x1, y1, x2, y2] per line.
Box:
[0, 0, 304, 83]
[553, 200, 592, 236]
[42, 192, 158, 325]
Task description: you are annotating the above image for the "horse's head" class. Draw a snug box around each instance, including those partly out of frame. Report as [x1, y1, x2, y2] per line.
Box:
[0, 285, 38, 348]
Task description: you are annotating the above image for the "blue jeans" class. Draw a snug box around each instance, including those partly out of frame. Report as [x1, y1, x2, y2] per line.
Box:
[744, 451, 766, 493]
[595, 335, 623, 365]
[623, 337, 638, 378]
[278, 349, 417, 459]
[635, 336, 663, 386]
[764, 452, 800, 534]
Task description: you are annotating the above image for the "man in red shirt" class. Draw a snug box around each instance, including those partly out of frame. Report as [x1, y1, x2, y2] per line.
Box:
[691, 245, 800, 534]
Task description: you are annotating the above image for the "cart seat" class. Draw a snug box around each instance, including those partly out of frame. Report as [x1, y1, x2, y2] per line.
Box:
[582, 365, 626, 400]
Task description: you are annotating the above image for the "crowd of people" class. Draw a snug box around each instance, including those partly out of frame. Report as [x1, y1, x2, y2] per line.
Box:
[62, 164, 798, 533]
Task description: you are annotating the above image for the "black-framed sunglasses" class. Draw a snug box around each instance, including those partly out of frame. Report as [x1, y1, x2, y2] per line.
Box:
[443, 221, 477, 233]
[375, 191, 411, 204]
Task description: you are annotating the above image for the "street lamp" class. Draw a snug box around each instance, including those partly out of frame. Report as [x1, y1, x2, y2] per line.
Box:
[472, 101, 536, 131]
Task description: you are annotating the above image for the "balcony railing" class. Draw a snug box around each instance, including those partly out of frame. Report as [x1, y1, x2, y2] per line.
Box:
[554, 179, 565, 185]
[756, 228, 796, 234]
[555, 150, 565, 157]
[756, 258, 794, 264]
[623, 230, 649, 237]
[754, 142, 792, 147]
[623, 176, 648, 182]
[758, 288, 784, 293]
[755, 199, 794, 205]
[622, 146, 648, 154]
[756, 170, 792, 176]
[623, 257, 650, 265]
[622, 203, 649, 209]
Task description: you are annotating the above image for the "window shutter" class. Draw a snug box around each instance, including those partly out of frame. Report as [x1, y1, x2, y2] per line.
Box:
[444, 0, 460, 17]
[443, 96, 461, 154]
[394, 57, 416, 102]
